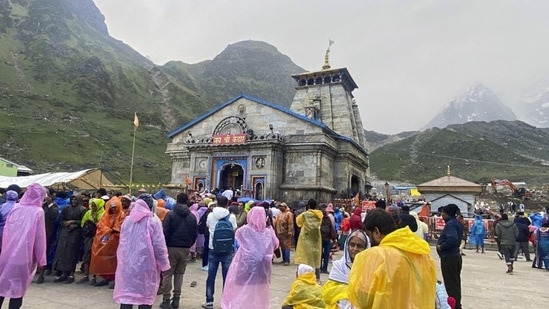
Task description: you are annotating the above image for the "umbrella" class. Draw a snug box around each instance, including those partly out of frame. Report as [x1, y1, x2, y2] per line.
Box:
[237, 197, 253, 203]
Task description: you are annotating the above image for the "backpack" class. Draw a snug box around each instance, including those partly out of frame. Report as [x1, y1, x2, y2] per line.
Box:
[212, 214, 234, 254]
[197, 209, 211, 235]
[320, 215, 333, 239]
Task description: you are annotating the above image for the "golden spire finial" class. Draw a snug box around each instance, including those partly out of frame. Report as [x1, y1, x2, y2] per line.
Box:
[322, 39, 335, 70]
[447, 165, 451, 176]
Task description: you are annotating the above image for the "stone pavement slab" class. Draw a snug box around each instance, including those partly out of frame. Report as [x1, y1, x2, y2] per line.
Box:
[20, 246, 548, 308]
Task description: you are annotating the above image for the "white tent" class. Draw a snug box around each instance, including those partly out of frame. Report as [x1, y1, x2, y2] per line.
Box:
[0, 168, 119, 190]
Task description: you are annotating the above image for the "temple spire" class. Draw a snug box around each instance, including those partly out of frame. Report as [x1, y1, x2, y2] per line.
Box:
[447, 165, 451, 176]
[322, 39, 335, 70]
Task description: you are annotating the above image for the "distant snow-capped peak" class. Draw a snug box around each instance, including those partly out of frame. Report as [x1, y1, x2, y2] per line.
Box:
[423, 83, 516, 130]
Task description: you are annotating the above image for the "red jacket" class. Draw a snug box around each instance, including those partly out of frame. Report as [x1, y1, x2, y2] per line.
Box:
[349, 208, 363, 231]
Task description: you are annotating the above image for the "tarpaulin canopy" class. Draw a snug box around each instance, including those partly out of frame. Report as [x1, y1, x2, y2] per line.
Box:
[0, 168, 119, 190]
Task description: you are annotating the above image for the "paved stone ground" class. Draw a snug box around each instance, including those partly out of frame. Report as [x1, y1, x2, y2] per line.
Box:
[20, 246, 548, 309]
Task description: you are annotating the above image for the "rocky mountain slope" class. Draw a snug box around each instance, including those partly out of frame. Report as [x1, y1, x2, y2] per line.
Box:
[0, 0, 303, 184]
[370, 120, 549, 184]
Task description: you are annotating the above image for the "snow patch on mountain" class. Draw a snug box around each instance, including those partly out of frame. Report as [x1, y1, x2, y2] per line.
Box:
[423, 84, 516, 130]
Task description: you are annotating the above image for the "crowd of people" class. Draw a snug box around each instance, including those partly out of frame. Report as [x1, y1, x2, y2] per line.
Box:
[0, 183, 548, 309]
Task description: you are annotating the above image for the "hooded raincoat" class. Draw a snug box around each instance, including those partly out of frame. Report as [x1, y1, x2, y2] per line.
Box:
[469, 215, 487, 246]
[0, 190, 18, 234]
[0, 190, 18, 248]
[81, 198, 105, 264]
[295, 209, 323, 268]
[90, 197, 126, 276]
[0, 183, 47, 298]
[349, 208, 363, 231]
[81, 198, 106, 228]
[323, 230, 370, 309]
[113, 199, 170, 305]
[282, 265, 325, 309]
[348, 227, 437, 309]
[221, 206, 279, 309]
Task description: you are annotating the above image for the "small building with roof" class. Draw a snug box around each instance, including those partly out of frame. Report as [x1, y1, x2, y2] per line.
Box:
[0, 157, 33, 177]
[417, 168, 482, 217]
[166, 47, 369, 202]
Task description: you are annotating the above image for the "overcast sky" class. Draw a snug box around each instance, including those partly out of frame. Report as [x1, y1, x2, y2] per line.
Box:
[93, 0, 549, 134]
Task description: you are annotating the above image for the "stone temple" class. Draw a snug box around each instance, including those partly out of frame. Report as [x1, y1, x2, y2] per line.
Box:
[166, 49, 369, 202]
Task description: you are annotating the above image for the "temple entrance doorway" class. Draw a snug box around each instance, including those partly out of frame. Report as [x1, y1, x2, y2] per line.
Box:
[218, 164, 244, 191]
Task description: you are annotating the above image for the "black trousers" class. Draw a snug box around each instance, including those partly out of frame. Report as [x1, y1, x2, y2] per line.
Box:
[514, 241, 531, 261]
[120, 304, 151, 309]
[441, 255, 462, 309]
[0, 297, 23, 309]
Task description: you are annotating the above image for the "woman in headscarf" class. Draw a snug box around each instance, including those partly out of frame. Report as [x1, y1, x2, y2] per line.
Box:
[0, 183, 47, 309]
[90, 197, 126, 287]
[78, 198, 105, 283]
[322, 230, 370, 309]
[282, 264, 325, 309]
[113, 199, 170, 309]
[470, 215, 487, 253]
[0, 190, 18, 249]
[220, 206, 279, 309]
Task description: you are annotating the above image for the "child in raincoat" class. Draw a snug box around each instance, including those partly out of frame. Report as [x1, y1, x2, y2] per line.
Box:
[220, 206, 279, 309]
[282, 264, 325, 309]
[113, 199, 170, 309]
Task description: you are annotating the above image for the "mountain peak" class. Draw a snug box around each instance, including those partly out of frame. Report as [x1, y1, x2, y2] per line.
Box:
[424, 83, 516, 130]
[516, 75, 549, 127]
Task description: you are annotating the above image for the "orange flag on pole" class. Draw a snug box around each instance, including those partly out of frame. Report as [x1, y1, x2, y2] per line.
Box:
[133, 112, 139, 128]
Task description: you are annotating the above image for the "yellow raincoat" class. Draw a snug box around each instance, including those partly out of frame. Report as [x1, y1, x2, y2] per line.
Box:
[322, 280, 348, 309]
[282, 272, 325, 309]
[348, 227, 436, 309]
[295, 209, 323, 268]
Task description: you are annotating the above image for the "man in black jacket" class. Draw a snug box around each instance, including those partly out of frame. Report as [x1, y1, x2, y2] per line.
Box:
[161, 193, 198, 309]
[436, 204, 463, 309]
[513, 212, 531, 262]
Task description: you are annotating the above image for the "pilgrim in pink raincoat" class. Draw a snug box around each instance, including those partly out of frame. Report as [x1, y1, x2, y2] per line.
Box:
[113, 199, 170, 306]
[220, 206, 279, 309]
[0, 183, 47, 298]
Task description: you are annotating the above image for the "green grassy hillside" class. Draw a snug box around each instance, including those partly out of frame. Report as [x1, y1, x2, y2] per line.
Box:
[369, 121, 549, 184]
[0, 0, 304, 185]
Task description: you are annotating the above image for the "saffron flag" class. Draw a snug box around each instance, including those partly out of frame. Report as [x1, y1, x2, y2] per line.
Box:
[329, 39, 335, 47]
[133, 112, 139, 128]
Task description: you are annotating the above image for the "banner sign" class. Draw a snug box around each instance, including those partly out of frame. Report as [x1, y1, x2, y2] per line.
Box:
[212, 134, 247, 144]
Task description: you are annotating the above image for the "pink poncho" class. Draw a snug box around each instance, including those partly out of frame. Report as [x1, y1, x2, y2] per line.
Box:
[113, 199, 170, 306]
[220, 206, 279, 309]
[0, 183, 47, 298]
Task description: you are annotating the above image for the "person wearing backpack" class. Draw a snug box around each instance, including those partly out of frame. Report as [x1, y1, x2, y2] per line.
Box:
[202, 196, 236, 309]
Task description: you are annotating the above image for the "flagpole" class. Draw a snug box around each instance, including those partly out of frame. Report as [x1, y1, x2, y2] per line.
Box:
[129, 125, 137, 194]
[129, 113, 139, 194]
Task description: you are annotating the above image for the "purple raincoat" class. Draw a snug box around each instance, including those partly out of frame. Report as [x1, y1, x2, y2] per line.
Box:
[220, 206, 279, 309]
[113, 199, 170, 306]
[0, 183, 47, 298]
